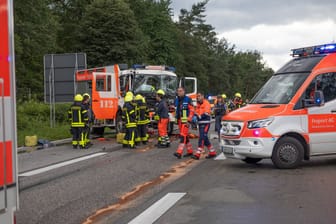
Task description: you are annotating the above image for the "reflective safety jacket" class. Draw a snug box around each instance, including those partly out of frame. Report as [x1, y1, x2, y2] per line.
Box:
[122, 102, 137, 128]
[233, 98, 243, 109]
[196, 99, 211, 124]
[175, 95, 194, 123]
[68, 102, 88, 127]
[156, 99, 169, 119]
[82, 102, 94, 122]
[135, 100, 150, 125]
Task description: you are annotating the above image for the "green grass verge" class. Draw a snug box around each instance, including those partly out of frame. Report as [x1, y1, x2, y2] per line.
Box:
[17, 100, 72, 147]
[17, 122, 71, 147]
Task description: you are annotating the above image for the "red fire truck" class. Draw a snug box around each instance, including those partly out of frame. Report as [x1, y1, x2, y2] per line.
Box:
[0, 0, 19, 223]
[76, 64, 197, 135]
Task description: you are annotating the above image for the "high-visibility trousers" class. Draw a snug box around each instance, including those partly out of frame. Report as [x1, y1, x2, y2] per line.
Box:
[178, 119, 190, 144]
[158, 118, 169, 137]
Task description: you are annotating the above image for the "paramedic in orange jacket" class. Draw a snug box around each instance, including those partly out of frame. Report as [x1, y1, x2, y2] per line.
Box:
[192, 93, 217, 160]
[173, 87, 195, 159]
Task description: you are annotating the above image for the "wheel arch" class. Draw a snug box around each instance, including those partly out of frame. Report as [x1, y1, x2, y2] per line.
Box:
[275, 132, 310, 160]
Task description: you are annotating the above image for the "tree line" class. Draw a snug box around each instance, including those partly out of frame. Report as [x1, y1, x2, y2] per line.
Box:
[14, 0, 274, 101]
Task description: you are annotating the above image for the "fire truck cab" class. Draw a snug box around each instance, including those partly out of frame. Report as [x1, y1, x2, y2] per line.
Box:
[0, 0, 19, 223]
[76, 64, 197, 135]
[220, 43, 336, 169]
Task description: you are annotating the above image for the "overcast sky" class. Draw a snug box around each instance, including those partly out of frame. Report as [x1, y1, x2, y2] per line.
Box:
[171, 0, 336, 71]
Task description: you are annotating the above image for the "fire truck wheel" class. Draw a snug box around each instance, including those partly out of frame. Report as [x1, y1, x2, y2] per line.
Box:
[242, 157, 262, 164]
[272, 136, 304, 169]
[92, 127, 105, 137]
[116, 112, 123, 133]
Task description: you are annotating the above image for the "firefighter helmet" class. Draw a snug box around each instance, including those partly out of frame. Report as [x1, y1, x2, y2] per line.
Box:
[135, 94, 143, 101]
[125, 95, 133, 102]
[156, 89, 165, 96]
[74, 94, 83, 102]
[83, 93, 90, 100]
[235, 92, 241, 98]
[126, 91, 134, 97]
[222, 94, 227, 99]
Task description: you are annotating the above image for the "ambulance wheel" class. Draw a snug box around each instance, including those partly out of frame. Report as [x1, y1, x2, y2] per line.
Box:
[272, 136, 303, 169]
[168, 122, 174, 136]
[242, 157, 262, 164]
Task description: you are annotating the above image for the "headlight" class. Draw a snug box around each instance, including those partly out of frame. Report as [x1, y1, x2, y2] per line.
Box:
[247, 118, 274, 129]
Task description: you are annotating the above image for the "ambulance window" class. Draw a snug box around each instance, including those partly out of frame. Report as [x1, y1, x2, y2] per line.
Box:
[305, 73, 336, 102]
[296, 72, 336, 109]
[321, 73, 336, 102]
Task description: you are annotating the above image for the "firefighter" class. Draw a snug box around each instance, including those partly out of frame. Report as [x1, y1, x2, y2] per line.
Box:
[68, 94, 88, 149]
[82, 93, 93, 147]
[233, 92, 243, 109]
[192, 93, 217, 160]
[214, 94, 227, 140]
[173, 87, 195, 159]
[155, 89, 170, 148]
[122, 94, 137, 149]
[135, 94, 149, 145]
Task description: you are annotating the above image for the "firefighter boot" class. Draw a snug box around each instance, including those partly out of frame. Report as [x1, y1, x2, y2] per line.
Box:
[183, 142, 194, 157]
[191, 148, 203, 160]
[205, 145, 217, 159]
[174, 143, 185, 159]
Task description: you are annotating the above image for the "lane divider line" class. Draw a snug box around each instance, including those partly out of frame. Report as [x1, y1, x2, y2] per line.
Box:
[128, 192, 186, 224]
[19, 152, 107, 177]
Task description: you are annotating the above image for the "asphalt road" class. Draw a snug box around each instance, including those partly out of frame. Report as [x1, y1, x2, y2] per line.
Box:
[15, 127, 336, 224]
[110, 156, 336, 224]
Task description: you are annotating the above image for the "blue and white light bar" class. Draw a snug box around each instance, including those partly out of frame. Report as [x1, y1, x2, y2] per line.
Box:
[132, 64, 176, 72]
[291, 43, 336, 57]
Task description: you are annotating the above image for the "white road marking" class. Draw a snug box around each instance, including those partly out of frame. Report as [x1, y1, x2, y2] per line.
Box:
[128, 192, 186, 224]
[215, 152, 227, 160]
[19, 152, 107, 177]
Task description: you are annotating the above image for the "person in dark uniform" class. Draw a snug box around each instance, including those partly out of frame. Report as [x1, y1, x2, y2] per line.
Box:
[68, 94, 88, 149]
[155, 89, 170, 148]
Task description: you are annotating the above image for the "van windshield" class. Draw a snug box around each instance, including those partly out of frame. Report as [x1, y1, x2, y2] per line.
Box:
[250, 73, 309, 104]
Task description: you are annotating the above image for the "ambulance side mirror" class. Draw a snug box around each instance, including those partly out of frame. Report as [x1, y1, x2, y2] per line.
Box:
[314, 90, 324, 106]
[302, 90, 325, 108]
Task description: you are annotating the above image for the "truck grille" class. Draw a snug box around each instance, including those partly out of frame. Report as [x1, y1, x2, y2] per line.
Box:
[221, 121, 244, 136]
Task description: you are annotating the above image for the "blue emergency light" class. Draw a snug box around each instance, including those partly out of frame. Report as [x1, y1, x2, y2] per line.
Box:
[291, 43, 336, 57]
[166, 66, 176, 72]
[132, 64, 146, 69]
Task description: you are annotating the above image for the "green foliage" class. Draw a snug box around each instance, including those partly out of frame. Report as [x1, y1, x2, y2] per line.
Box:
[17, 101, 71, 146]
[14, 0, 274, 103]
[14, 0, 60, 100]
[79, 0, 147, 66]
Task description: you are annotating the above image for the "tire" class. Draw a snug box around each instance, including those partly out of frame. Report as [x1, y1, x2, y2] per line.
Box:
[115, 112, 123, 134]
[91, 127, 105, 137]
[242, 157, 262, 164]
[272, 136, 304, 169]
[168, 122, 174, 136]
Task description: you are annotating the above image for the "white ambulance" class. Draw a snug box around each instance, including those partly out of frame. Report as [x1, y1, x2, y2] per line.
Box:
[221, 43, 336, 169]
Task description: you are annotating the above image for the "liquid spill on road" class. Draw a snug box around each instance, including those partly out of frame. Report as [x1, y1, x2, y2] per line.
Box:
[82, 159, 196, 224]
